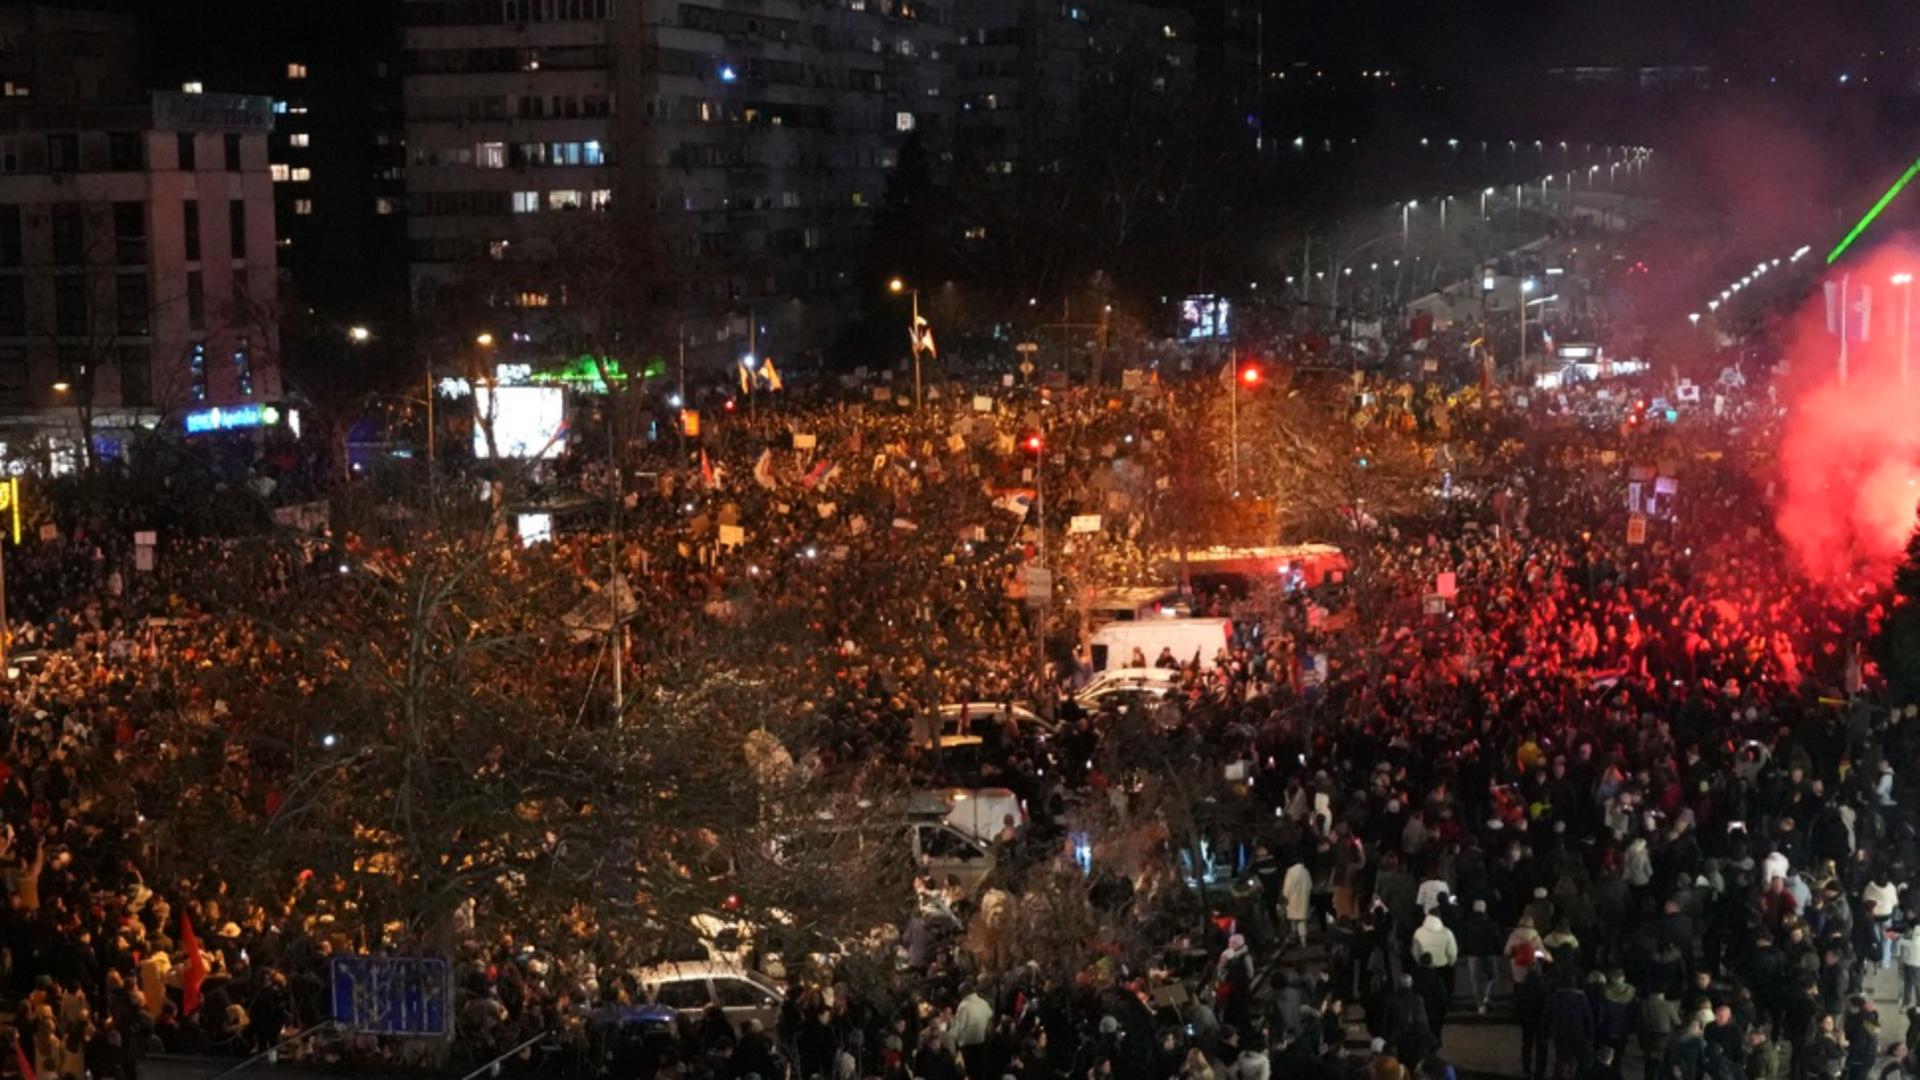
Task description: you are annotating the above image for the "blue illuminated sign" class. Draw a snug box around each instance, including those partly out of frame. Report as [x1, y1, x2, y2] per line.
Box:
[184, 404, 280, 434]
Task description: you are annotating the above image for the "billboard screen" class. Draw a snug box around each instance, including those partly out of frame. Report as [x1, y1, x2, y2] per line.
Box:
[1179, 295, 1230, 340]
[473, 386, 566, 459]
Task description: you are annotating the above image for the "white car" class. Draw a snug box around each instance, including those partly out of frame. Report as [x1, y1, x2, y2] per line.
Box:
[1076, 667, 1184, 709]
[910, 702, 1047, 747]
[634, 960, 786, 1031]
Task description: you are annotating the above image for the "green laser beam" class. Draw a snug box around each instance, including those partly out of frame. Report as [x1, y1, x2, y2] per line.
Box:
[1828, 155, 1920, 264]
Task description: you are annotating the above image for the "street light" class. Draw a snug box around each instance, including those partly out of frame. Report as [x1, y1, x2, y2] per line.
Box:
[1518, 277, 1537, 372]
[888, 277, 925, 409]
[1402, 199, 1417, 244]
[475, 332, 495, 347]
[1896, 272, 1914, 385]
[1481, 187, 1494, 218]
[1229, 354, 1259, 493]
[348, 325, 371, 343]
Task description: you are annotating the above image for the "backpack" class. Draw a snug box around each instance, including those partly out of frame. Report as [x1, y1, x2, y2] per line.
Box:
[1511, 940, 1538, 969]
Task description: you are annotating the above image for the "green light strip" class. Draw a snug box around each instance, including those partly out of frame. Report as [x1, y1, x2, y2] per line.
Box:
[1828, 155, 1920, 264]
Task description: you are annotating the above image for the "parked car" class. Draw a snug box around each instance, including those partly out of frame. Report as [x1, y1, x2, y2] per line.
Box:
[632, 960, 786, 1032]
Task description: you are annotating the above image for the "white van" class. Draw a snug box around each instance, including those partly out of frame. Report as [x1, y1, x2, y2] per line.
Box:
[1088, 617, 1233, 672]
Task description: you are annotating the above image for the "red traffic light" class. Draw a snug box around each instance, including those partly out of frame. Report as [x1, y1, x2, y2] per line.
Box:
[1241, 366, 1262, 386]
[1024, 433, 1044, 453]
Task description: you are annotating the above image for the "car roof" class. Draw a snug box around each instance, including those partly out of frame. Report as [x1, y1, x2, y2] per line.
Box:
[633, 960, 767, 982]
[935, 702, 1038, 717]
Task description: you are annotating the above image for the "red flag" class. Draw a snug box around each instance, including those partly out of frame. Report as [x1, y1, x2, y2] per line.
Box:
[699, 449, 716, 491]
[15, 1037, 36, 1080]
[179, 911, 208, 1016]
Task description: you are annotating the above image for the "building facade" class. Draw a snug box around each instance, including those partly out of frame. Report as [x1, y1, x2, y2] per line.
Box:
[0, 89, 282, 449]
[402, 0, 955, 364]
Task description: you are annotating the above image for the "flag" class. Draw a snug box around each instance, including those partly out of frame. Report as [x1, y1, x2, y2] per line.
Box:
[801, 458, 838, 490]
[641, 357, 668, 379]
[993, 489, 1036, 517]
[1824, 276, 1873, 342]
[180, 911, 208, 1016]
[753, 449, 775, 489]
[760, 357, 783, 392]
[700, 448, 716, 490]
[910, 316, 938, 359]
[14, 1038, 33, 1080]
[738, 362, 752, 394]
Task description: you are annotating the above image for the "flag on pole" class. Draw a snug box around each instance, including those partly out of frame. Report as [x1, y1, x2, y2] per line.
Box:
[910, 316, 938, 359]
[1824, 276, 1873, 341]
[760, 357, 783, 392]
[993, 489, 1036, 517]
[700, 448, 717, 490]
[180, 911, 209, 1016]
[753, 449, 775, 489]
[738, 361, 752, 394]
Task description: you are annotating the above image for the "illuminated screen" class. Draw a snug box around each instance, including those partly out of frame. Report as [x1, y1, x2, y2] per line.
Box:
[1179, 295, 1230, 340]
[473, 386, 566, 459]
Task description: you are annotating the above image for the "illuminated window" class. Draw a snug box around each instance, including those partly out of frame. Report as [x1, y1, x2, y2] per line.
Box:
[589, 189, 613, 211]
[189, 342, 208, 401]
[375, 196, 398, 215]
[289, 166, 311, 182]
[547, 189, 583, 210]
[476, 141, 506, 168]
[896, 111, 915, 132]
[517, 291, 550, 308]
[511, 191, 540, 213]
[850, 191, 865, 207]
[488, 239, 511, 260]
[287, 63, 308, 79]
[233, 336, 254, 396]
[293, 198, 313, 215]
[288, 133, 310, 147]
[182, 81, 204, 94]
[270, 163, 290, 181]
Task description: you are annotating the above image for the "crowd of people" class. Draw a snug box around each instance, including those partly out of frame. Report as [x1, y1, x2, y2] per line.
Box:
[0, 315, 1913, 1080]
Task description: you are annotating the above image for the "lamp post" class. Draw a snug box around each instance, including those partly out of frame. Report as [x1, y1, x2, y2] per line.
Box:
[1518, 277, 1536, 373]
[1230, 358, 1259, 494]
[1896, 273, 1914, 386]
[1481, 187, 1494, 219]
[1401, 200, 1416, 246]
[888, 277, 924, 409]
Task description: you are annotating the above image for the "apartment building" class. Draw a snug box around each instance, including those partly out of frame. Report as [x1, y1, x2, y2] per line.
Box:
[0, 89, 283, 452]
[402, 0, 955, 363]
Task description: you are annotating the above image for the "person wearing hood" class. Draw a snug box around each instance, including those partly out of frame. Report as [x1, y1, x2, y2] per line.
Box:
[1593, 970, 1638, 1065]
[1411, 909, 1458, 1038]
[1543, 969, 1595, 1080]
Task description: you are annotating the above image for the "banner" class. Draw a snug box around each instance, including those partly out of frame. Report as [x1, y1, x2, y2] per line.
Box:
[1068, 514, 1103, 534]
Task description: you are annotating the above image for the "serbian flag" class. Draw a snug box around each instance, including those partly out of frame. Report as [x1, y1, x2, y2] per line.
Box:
[179, 910, 208, 1016]
[753, 449, 776, 490]
[700, 448, 717, 490]
[801, 458, 838, 490]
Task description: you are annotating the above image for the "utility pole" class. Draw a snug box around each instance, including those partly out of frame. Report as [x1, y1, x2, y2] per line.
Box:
[1228, 346, 1239, 494]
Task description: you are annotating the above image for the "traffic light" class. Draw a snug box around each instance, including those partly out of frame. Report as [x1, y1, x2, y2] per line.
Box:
[1023, 433, 1044, 453]
[1241, 365, 1262, 386]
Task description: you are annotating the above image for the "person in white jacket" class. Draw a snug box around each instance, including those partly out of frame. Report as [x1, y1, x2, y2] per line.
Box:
[1413, 912, 1460, 969]
[1281, 861, 1313, 948]
[1897, 925, 1920, 1009]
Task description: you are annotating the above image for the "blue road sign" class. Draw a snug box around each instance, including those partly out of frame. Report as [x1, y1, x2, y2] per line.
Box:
[329, 956, 451, 1037]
